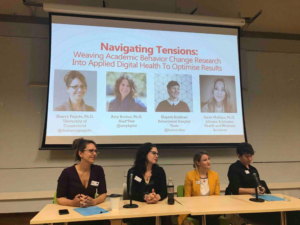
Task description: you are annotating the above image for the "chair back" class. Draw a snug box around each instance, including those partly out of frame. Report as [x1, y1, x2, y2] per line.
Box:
[225, 186, 232, 195]
[260, 180, 271, 194]
[177, 185, 184, 197]
[53, 191, 57, 204]
[123, 183, 129, 200]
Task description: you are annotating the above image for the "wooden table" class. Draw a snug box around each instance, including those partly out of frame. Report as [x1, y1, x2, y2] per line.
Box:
[30, 199, 189, 225]
[176, 194, 300, 225]
[30, 195, 300, 225]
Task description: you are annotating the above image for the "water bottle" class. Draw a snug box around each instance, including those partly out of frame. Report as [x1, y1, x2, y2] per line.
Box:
[167, 177, 174, 205]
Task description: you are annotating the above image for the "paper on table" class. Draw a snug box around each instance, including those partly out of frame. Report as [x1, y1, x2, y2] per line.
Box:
[253, 195, 285, 202]
[74, 206, 109, 216]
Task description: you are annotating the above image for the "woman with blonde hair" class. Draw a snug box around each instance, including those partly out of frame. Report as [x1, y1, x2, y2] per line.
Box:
[201, 78, 234, 113]
[178, 151, 220, 225]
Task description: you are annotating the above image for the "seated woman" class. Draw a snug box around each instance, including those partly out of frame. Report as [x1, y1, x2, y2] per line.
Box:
[56, 138, 110, 225]
[227, 142, 280, 225]
[227, 142, 266, 195]
[127, 142, 168, 225]
[156, 81, 190, 112]
[108, 74, 147, 112]
[54, 70, 95, 111]
[178, 151, 220, 225]
[201, 78, 234, 113]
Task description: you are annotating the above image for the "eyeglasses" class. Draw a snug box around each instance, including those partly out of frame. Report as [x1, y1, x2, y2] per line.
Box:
[150, 151, 159, 157]
[69, 85, 87, 91]
[84, 149, 99, 154]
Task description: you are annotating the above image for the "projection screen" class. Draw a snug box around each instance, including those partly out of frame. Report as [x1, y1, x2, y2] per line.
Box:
[42, 12, 247, 147]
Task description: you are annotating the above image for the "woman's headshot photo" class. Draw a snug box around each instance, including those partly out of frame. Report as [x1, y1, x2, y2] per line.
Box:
[106, 72, 147, 112]
[155, 74, 193, 112]
[53, 70, 97, 112]
[200, 75, 237, 113]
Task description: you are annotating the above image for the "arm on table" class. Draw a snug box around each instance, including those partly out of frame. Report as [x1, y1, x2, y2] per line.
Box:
[57, 195, 81, 207]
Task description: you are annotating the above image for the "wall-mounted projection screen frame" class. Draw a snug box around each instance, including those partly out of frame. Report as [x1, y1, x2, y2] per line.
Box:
[41, 6, 247, 149]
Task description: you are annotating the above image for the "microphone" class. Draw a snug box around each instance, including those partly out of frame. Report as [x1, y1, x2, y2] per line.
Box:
[129, 173, 133, 197]
[252, 173, 263, 192]
[249, 173, 265, 203]
[123, 172, 138, 208]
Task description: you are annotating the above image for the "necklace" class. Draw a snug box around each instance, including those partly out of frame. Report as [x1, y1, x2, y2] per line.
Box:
[200, 176, 208, 183]
[144, 171, 152, 183]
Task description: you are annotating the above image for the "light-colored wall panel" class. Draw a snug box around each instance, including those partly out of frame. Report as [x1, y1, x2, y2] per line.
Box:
[1, 162, 300, 193]
[0, 199, 52, 214]
[243, 51, 300, 161]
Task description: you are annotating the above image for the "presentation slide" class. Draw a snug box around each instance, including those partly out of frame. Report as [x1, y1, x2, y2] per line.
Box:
[44, 14, 246, 145]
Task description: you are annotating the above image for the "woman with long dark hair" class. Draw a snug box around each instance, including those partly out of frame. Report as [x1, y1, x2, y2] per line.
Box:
[56, 138, 109, 225]
[126, 142, 168, 225]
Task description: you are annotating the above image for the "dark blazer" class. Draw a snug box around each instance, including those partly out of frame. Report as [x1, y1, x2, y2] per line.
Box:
[127, 166, 167, 202]
[227, 160, 260, 195]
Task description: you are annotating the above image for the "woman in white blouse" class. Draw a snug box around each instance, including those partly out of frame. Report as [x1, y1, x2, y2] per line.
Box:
[178, 151, 220, 225]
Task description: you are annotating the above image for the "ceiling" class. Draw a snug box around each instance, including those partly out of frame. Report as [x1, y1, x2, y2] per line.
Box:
[1, 0, 300, 36]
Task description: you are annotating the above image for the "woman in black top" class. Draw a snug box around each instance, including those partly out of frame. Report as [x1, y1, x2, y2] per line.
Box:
[126, 142, 168, 225]
[227, 143, 281, 225]
[56, 138, 110, 225]
[227, 142, 266, 195]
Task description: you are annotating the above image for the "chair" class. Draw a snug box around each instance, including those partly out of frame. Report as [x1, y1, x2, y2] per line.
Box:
[177, 185, 230, 225]
[260, 180, 271, 194]
[53, 191, 58, 204]
[225, 186, 232, 195]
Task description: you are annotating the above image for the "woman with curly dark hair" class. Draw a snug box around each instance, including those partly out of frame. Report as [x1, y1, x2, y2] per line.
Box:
[108, 74, 147, 112]
[126, 142, 168, 225]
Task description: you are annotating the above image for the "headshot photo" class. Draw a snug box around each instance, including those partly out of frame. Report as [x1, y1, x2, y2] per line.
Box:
[106, 72, 147, 112]
[53, 70, 97, 112]
[155, 74, 193, 112]
[200, 75, 237, 113]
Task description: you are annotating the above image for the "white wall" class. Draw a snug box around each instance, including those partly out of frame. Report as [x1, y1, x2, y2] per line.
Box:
[0, 21, 299, 213]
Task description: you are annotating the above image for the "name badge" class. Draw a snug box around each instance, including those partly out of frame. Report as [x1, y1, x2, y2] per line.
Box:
[134, 176, 142, 183]
[91, 181, 99, 186]
[196, 180, 201, 185]
[245, 170, 250, 174]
